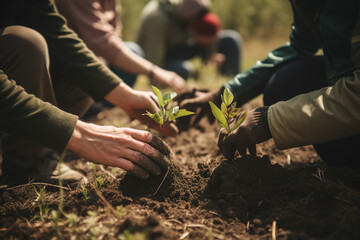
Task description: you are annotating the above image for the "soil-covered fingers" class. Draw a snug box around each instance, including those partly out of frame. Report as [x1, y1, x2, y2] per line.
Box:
[128, 129, 170, 168]
[149, 134, 171, 155]
[122, 149, 162, 176]
[217, 129, 228, 152]
[117, 157, 150, 179]
[221, 133, 238, 159]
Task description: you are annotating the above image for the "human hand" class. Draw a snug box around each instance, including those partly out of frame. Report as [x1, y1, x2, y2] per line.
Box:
[105, 83, 178, 136]
[217, 107, 271, 159]
[67, 121, 171, 179]
[152, 66, 186, 92]
[208, 53, 225, 68]
[179, 88, 223, 126]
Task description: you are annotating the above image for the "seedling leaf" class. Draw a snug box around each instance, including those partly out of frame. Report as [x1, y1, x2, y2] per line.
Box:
[209, 101, 229, 132]
[152, 85, 164, 107]
[163, 92, 177, 106]
[169, 109, 194, 121]
[144, 111, 163, 125]
[221, 102, 228, 117]
[223, 88, 234, 107]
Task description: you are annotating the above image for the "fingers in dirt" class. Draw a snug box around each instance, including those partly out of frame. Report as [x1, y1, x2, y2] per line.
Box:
[150, 134, 171, 156]
[131, 151, 161, 176]
[122, 160, 149, 179]
[222, 135, 237, 160]
[248, 145, 257, 156]
[217, 129, 228, 152]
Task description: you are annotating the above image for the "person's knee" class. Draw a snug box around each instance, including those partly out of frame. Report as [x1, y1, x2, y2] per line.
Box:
[0, 26, 49, 67]
[219, 30, 243, 49]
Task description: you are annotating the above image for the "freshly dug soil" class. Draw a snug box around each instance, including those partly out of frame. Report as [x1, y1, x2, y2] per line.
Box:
[1, 103, 360, 239]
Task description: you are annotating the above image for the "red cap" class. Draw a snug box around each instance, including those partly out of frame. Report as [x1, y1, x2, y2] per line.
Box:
[193, 12, 221, 36]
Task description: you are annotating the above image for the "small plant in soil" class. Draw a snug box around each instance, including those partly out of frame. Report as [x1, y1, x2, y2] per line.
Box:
[132, 85, 195, 196]
[208, 87, 247, 134]
[144, 85, 195, 130]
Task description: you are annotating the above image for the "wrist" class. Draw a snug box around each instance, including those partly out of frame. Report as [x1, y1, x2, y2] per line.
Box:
[252, 106, 272, 143]
[66, 120, 88, 154]
[104, 82, 133, 109]
[147, 64, 156, 80]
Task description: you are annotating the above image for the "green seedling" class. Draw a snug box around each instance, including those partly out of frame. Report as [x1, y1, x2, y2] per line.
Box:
[143, 85, 195, 129]
[209, 87, 247, 134]
[34, 185, 51, 222]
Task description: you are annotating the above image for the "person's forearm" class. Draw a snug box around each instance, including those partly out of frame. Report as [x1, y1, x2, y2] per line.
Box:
[268, 71, 360, 149]
[224, 43, 301, 106]
[111, 42, 154, 77]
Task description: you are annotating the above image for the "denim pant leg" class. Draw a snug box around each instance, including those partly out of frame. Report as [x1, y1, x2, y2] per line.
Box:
[108, 41, 144, 88]
[163, 39, 198, 80]
[217, 30, 243, 75]
[263, 55, 360, 167]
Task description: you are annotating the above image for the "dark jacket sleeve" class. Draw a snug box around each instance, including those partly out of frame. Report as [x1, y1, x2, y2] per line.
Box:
[0, 71, 78, 152]
[16, 0, 121, 101]
[225, 3, 321, 106]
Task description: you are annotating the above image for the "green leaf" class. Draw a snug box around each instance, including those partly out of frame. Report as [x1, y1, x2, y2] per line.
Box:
[149, 99, 158, 114]
[143, 111, 163, 125]
[169, 109, 194, 121]
[209, 101, 229, 132]
[151, 85, 164, 107]
[163, 92, 177, 106]
[231, 111, 247, 133]
[223, 88, 234, 107]
[221, 102, 228, 118]
[230, 101, 237, 109]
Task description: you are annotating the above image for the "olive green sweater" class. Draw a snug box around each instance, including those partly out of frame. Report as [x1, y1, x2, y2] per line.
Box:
[0, 0, 121, 152]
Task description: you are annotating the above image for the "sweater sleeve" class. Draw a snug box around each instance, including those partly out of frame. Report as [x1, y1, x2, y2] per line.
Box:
[268, 70, 360, 149]
[224, 2, 321, 106]
[54, 0, 123, 64]
[19, 0, 121, 101]
[0, 70, 78, 152]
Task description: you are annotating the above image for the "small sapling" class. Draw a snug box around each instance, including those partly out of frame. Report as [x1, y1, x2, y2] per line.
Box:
[144, 85, 195, 129]
[209, 87, 247, 134]
[143, 85, 194, 195]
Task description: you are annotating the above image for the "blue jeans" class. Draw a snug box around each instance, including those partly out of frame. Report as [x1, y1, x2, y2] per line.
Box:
[164, 30, 243, 79]
[263, 56, 360, 167]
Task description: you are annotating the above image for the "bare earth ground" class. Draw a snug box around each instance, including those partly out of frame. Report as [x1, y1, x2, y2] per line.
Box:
[1, 99, 360, 240]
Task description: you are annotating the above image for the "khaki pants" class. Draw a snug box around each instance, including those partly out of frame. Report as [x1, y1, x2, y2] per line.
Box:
[0, 26, 93, 176]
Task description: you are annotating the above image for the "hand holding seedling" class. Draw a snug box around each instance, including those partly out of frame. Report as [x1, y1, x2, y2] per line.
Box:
[209, 88, 270, 159]
[105, 83, 178, 136]
[67, 121, 171, 179]
[217, 106, 272, 159]
[143, 85, 195, 132]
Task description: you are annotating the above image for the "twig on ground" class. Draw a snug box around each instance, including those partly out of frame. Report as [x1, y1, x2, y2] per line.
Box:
[5, 182, 71, 191]
[152, 165, 170, 196]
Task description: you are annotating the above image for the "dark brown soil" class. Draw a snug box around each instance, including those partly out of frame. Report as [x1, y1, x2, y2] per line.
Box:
[1, 102, 360, 239]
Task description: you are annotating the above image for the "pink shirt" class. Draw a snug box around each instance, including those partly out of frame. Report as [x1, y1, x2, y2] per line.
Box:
[55, 0, 123, 64]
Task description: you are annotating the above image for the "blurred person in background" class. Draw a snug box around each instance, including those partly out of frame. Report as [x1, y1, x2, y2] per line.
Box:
[182, 0, 360, 167]
[0, 0, 176, 187]
[55, 0, 186, 117]
[136, 0, 243, 80]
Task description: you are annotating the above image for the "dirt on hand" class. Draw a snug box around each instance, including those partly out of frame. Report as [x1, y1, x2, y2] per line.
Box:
[1, 104, 360, 239]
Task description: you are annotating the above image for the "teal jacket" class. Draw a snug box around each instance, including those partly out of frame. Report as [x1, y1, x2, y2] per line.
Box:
[225, 0, 359, 105]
